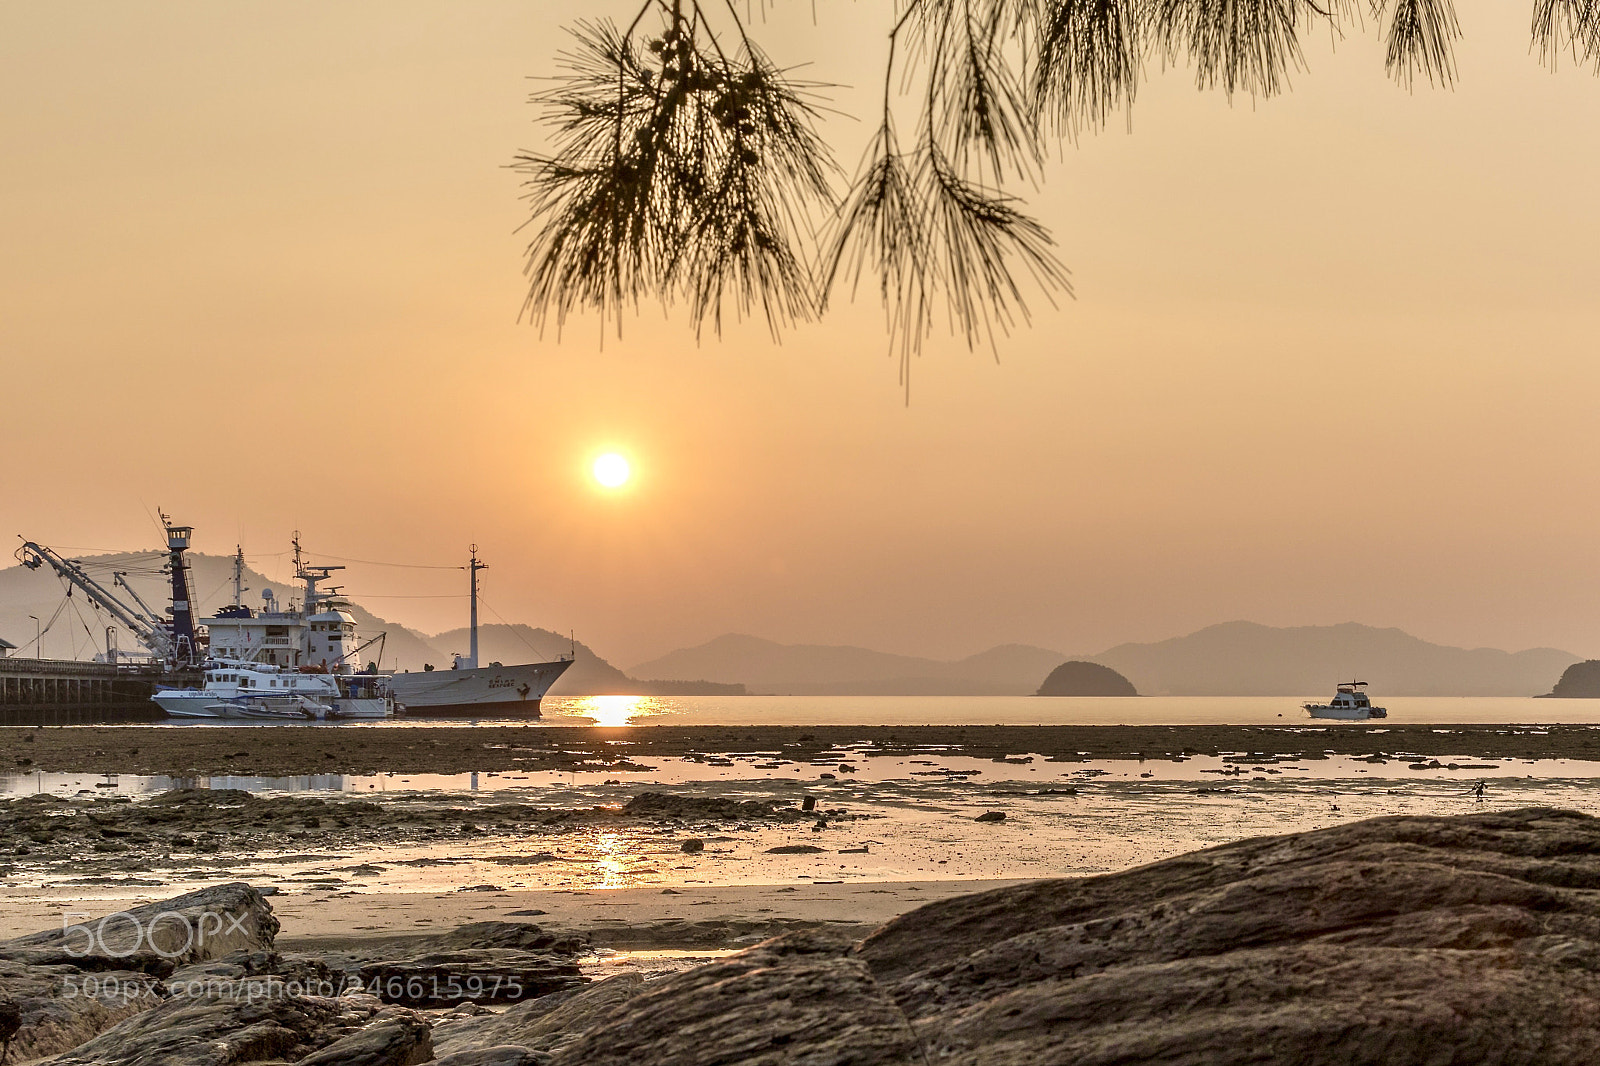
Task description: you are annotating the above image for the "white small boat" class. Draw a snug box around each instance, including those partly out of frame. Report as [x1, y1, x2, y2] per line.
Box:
[153, 660, 395, 720]
[1304, 681, 1387, 721]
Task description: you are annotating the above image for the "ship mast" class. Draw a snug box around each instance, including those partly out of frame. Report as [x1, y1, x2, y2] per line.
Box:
[231, 546, 248, 609]
[468, 545, 486, 670]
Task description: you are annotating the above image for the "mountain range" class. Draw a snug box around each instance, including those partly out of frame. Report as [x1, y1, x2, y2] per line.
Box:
[0, 551, 1582, 697]
[1091, 621, 1578, 697]
[629, 635, 1067, 695]
[633, 624, 1581, 697]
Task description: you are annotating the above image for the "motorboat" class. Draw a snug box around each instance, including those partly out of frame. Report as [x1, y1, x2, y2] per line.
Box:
[153, 659, 395, 720]
[1304, 681, 1387, 721]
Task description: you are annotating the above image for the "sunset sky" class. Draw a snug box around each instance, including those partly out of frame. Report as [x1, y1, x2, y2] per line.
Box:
[3, 1, 1599, 668]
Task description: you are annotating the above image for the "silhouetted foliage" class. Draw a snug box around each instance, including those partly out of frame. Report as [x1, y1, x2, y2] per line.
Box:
[515, 0, 1599, 384]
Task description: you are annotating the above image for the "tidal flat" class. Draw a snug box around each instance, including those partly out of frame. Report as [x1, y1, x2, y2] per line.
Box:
[5, 723, 1600, 951]
[8, 722, 1600, 776]
[7, 727, 1600, 1062]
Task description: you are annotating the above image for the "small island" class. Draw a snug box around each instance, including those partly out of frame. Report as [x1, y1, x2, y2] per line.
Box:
[1036, 660, 1138, 697]
[1544, 660, 1600, 698]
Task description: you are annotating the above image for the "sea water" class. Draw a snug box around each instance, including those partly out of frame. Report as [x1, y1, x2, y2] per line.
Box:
[541, 693, 1594, 728]
[105, 694, 1600, 728]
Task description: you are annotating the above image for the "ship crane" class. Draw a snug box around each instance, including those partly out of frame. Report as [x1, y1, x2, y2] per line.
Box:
[15, 540, 172, 661]
[15, 515, 203, 666]
[113, 571, 168, 631]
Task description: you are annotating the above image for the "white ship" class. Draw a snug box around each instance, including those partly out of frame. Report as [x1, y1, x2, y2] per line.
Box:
[1304, 681, 1388, 720]
[152, 539, 398, 719]
[387, 547, 574, 718]
[153, 660, 393, 720]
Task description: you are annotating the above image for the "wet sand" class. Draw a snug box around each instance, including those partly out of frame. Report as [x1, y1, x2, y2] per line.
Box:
[0, 879, 1014, 945]
[7, 722, 1600, 776]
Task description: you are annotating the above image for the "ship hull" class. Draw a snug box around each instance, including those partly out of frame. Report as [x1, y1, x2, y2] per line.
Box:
[389, 659, 573, 719]
[1304, 705, 1388, 720]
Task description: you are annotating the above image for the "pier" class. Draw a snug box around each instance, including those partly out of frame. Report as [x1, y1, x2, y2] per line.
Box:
[0, 658, 165, 723]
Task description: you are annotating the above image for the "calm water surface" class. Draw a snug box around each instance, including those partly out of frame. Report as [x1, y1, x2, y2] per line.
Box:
[540, 694, 1598, 728]
[95, 694, 1600, 728]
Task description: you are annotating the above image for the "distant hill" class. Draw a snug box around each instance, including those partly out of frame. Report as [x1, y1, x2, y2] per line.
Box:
[1544, 661, 1600, 698]
[629, 635, 1067, 695]
[1091, 621, 1579, 697]
[1037, 661, 1138, 697]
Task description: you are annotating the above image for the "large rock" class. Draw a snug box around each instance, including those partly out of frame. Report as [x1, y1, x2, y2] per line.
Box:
[38, 990, 419, 1066]
[430, 974, 644, 1059]
[0, 882, 279, 1062]
[327, 922, 588, 1008]
[1035, 660, 1137, 696]
[545, 931, 920, 1066]
[357, 950, 584, 1007]
[297, 1006, 433, 1066]
[855, 807, 1600, 1064]
[432, 1049, 546, 1066]
[3, 881, 278, 974]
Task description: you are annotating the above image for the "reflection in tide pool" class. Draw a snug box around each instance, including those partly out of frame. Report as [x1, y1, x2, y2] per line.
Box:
[594, 830, 635, 889]
[561, 694, 662, 727]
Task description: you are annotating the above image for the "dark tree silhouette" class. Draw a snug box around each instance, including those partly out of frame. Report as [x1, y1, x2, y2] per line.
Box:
[515, 0, 1599, 380]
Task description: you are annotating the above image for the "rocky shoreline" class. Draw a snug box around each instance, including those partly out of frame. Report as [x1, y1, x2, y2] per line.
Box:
[8, 807, 1600, 1063]
[7, 723, 1600, 777]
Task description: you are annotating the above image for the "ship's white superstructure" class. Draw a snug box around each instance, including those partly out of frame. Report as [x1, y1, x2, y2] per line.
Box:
[200, 544, 376, 674]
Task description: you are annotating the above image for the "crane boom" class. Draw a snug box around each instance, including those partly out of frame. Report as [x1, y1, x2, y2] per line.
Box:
[113, 570, 166, 628]
[16, 540, 173, 660]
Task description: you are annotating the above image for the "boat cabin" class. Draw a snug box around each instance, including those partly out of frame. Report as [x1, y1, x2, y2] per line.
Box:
[1328, 685, 1372, 712]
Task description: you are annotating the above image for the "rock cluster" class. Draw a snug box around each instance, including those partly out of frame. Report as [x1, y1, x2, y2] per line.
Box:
[13, 808, 1600, 1063]
[0, 883, 279, 1062]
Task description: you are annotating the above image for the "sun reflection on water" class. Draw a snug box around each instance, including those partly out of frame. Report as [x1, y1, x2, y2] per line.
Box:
[567, 695, 661, 727]
[594, 830, 631, 888]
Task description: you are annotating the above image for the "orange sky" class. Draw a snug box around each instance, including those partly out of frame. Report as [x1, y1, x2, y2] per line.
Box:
[3, 1, 1599, 668]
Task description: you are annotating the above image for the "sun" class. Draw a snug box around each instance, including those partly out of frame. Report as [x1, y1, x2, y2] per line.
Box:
[592, 452, 631, 488]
